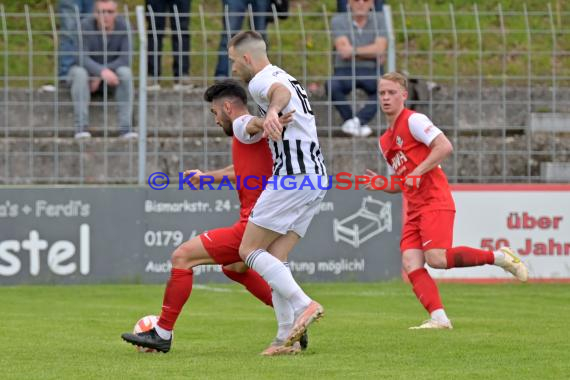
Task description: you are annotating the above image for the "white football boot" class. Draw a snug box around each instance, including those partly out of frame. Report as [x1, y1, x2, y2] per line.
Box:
[496, 247, 529, 282]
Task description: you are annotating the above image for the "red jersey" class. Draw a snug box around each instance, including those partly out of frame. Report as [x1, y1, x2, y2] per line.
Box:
[231, 120, 273, 222]
[379, 108, 455, 217]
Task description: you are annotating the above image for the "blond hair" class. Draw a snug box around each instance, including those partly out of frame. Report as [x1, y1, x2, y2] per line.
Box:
[381, 72, 408, 90]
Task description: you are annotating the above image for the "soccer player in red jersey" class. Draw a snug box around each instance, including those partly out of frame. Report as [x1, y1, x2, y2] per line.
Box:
[121, 80, 300, 353]
[366, 72, 529, 329]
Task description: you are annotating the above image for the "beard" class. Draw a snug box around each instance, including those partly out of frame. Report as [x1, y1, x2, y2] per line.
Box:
[222, 123, 233, 136]
[235, 69, 253, 83]
[243, 73, 253, 83]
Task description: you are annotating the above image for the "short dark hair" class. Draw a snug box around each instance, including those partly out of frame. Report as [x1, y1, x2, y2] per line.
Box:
[203, 79, 248, 105]
[228, 30, 264, 50]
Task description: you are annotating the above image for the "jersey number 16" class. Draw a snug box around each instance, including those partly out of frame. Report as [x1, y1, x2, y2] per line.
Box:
[289, 80, 314, 115]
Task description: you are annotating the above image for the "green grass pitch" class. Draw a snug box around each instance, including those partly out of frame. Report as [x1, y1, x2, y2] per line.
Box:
[2, 282, 569, 379]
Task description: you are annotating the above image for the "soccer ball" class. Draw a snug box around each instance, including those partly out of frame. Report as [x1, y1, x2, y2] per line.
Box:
[133, 315, 159, 353]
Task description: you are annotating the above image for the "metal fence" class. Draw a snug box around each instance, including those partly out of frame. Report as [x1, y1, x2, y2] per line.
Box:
[0, 3, 569, 185]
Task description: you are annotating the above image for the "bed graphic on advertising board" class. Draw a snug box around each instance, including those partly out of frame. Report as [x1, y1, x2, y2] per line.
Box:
[333, 196, 392, 248]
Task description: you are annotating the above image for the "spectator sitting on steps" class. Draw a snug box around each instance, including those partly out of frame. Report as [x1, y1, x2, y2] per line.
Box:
[67, 0, 136, 140]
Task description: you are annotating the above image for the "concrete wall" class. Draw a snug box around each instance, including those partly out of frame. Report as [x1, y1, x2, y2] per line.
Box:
[1, 86, 569, 183]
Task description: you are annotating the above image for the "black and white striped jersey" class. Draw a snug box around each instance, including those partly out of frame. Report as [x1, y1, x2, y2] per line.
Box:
[248, 64, 327, 176]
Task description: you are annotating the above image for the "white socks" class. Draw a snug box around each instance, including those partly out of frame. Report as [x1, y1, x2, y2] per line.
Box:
[274, 262, 295, 341]
[155, 324, 172, 340]
[246, 249, 311, 314]
[493, 250, 506, 266]
[430, 308, 450, 324]
[289, 291, 312, 316]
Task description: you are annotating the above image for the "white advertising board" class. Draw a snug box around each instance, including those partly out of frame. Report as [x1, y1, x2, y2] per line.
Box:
[428, 185, 570, 281]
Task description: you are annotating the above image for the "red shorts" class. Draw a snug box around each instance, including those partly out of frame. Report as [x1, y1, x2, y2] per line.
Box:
[400, 210, 455, 252]
[199, 221, 246, 266]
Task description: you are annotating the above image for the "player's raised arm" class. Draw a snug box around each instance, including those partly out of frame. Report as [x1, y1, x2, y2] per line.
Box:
[263, 82, 291, 138]
[182, 165, 236, 189]
[246, 110, 295, 141]
[208, 165, 236, 182]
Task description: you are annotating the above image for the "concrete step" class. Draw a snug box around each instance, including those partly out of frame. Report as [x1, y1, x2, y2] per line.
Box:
[0, 87, 364, 134]
[3, 85, 570, 133]
[529, 113, 570, 132]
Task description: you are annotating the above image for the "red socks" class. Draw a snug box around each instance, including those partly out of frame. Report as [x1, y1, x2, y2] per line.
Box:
[157, 268, 194, 331]
[407, 268, 443, 313]
[445, 246, 494, 268]
[408, 248, 494, 316]
[157, 267, 273, 331]
[223, 267, 273, 307]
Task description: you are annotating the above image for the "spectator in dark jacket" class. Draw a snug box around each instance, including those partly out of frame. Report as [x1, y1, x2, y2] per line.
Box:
[67, 0, 135, 139]
[214, 0, 270, 79]
[146, 0, 192, 91]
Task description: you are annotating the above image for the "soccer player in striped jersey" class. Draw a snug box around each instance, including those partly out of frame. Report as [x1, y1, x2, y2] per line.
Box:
[367, 72, 528, 329]
[227, 31, 328, 353]
[121, 80, 303, 354]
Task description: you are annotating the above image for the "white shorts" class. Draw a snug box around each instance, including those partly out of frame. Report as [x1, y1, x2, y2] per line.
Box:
[249, 174, 328, 238]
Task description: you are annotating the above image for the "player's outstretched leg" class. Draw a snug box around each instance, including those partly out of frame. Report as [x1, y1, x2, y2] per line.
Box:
[493, 247, 529, 282]
[120, 271, 193, 353]
[443, 246, 528, 282]
[407, 245, 529, 330]
[121, 266, 194, 352]
[121, 237, 210, 353]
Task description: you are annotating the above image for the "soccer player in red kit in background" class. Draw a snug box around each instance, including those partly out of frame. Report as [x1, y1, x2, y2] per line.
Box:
[366, 72, 529, 329]
[121, 80, 299, 353]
